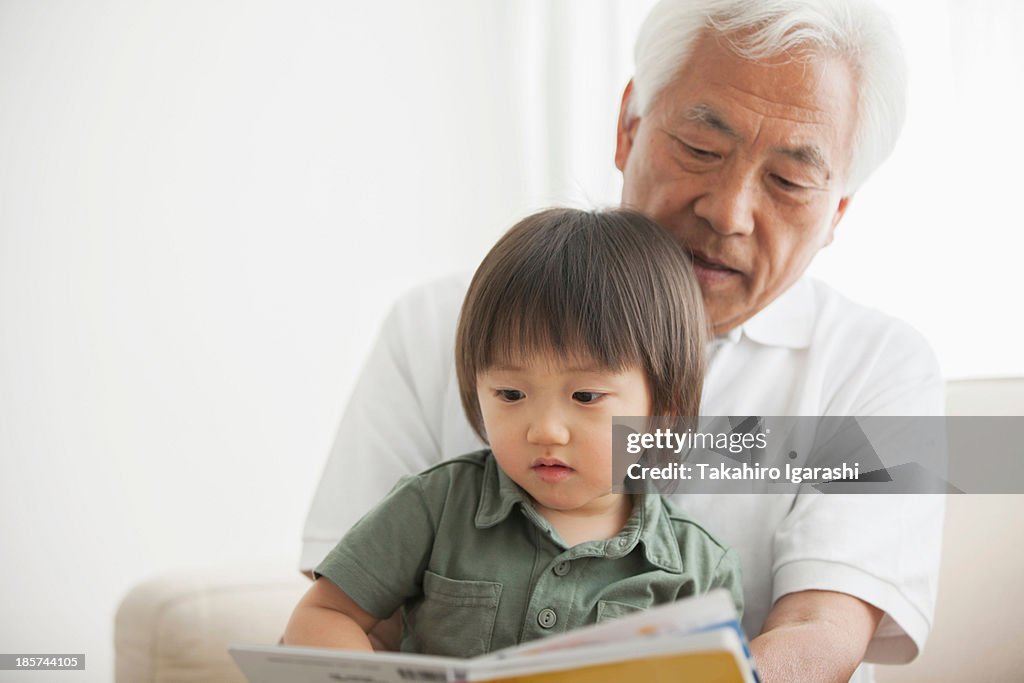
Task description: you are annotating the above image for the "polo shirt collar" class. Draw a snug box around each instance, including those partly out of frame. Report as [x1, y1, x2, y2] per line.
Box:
[475, 454, 528, 528]
[632, 493, 685, 573]
[727, 277, 816, 349]
[475, 453, 683, 574]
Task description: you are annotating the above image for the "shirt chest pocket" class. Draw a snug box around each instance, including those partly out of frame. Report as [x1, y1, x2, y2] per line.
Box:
[596, 599, 646, 623]
[405, 570, 503, 657]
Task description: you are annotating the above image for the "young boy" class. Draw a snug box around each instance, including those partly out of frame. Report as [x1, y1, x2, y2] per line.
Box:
[283, 208, 742, 656]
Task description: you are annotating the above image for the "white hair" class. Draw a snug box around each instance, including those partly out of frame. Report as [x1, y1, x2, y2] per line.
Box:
[630, 0, 907, 193]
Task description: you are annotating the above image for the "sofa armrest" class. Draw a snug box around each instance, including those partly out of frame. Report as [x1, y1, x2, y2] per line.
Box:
[874, 495, 1024, 683]
[115, 567, 310, 683]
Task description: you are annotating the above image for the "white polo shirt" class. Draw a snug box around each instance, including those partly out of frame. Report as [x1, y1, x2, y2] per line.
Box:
[302, 273, 944, 677]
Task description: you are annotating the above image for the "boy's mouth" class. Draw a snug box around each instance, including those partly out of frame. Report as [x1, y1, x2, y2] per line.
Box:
[531, 458, 574, 483]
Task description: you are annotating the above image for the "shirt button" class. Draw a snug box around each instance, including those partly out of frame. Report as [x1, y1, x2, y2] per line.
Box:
[537, 608, 557, 629]
[553, 561, 571, 576]
[618, 537, 629, 548]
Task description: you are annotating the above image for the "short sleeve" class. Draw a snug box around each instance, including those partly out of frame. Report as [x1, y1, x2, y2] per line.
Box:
[670, 507, 746, 620]
[710, 547, 745, 618]
[772, 310, 946, 664]
[772, 492, 944, 663]
[315, 475, 438, 619]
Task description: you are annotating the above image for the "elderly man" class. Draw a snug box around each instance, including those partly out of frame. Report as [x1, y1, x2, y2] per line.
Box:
[302, 1, 943, 681]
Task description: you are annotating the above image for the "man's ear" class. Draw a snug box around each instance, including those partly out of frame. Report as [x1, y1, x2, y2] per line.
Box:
[615, 80, 640, 172]
[825, 195, 852, 246]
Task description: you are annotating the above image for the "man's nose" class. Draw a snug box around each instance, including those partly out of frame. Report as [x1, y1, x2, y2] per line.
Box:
[526, 411, 570, 446]
[693, 163, 757, 236]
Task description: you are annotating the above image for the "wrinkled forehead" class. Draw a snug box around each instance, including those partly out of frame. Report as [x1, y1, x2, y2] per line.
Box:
[656, 31, 858, 178]
[670, 32, 855, 120]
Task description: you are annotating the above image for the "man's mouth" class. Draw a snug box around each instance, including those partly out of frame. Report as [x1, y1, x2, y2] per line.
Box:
[688, 250, 742, 286]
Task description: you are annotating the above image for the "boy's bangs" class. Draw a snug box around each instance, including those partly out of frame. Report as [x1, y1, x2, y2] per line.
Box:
[476, 285, 644, 375]
[455, 207, 708, 442]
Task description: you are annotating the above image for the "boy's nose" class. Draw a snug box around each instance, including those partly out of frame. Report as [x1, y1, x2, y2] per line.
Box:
[526, 414, 570, 446]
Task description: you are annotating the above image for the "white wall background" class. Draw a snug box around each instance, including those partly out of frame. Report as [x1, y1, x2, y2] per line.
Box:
[0, 1, 1021, 680]
[806, 0, 1024, 379]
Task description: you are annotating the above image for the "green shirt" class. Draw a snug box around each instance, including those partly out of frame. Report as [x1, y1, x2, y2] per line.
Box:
[315, 450, 742, 657]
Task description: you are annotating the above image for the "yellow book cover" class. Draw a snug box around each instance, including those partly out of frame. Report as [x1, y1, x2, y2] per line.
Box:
[230, 590, 758, 683]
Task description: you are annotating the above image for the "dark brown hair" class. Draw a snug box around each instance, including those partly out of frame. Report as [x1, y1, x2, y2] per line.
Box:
[455, 207, 707, 442]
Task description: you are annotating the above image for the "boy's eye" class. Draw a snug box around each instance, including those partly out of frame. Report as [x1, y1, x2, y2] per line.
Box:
[572, 391, 603, 404]
[496, 389, 525, 402]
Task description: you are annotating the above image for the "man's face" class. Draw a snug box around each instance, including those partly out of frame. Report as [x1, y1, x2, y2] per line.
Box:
[616, 33, 857, 335]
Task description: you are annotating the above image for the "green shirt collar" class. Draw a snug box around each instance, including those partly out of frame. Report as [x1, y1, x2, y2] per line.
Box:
[474, 452, 683, 574]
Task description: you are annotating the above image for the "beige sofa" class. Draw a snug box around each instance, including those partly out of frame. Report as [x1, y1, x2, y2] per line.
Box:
[115, 378, 1024, 682]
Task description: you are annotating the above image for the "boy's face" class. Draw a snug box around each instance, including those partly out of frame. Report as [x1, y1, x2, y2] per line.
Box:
[476, 358, 651, 523]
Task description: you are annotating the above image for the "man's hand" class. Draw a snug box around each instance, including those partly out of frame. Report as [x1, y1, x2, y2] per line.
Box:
[750, 590, 883, 683]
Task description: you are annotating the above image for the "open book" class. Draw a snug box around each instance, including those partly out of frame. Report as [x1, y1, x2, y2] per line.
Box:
[229, 589, 759, 683]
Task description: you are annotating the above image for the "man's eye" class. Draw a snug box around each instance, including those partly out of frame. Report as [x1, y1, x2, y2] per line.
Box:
[572, 391, 603, 404]
[772, 174, 806, 191]
[496, 389, 524, 402]
[683, 143, 719, 161]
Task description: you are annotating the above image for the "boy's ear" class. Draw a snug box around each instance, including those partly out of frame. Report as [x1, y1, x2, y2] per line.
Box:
[615, 80, 640, 172]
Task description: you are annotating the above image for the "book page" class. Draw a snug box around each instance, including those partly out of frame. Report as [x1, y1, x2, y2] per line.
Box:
[230, 644, 454, 683]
